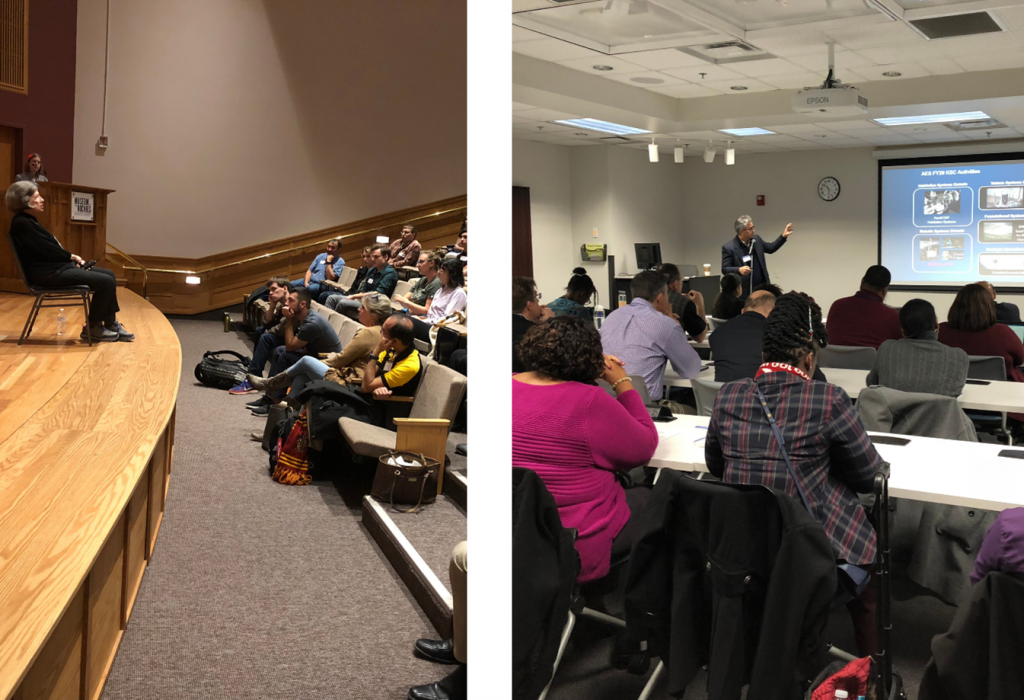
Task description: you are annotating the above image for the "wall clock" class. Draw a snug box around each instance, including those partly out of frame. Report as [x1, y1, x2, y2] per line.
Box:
[818, 176, 840, 201]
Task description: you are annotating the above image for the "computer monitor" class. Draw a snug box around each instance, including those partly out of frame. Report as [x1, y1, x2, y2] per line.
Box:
[635, 243, 662, 271]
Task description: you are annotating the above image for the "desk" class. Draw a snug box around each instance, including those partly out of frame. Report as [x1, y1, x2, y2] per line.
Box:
[649, 415, 1024, 511]
[664, 365, 1024, 414]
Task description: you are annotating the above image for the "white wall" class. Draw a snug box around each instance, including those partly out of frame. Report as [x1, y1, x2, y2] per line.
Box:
[73, 0, 466, 258]
[516, 140, 1024, 318]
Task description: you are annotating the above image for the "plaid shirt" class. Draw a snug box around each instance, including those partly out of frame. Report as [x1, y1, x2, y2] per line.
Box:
[705, 371, 885, 565]
[389, 238, 422, 268]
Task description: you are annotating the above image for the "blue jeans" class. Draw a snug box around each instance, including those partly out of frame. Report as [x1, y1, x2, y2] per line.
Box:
[249, 332, 285, 375]
[290, 279, 323, 300]
[269, 345, 306, 399]
[286, 355, 330, 397]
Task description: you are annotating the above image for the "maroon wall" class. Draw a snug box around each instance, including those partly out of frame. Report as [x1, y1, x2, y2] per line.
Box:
[0, 0, 77, 182]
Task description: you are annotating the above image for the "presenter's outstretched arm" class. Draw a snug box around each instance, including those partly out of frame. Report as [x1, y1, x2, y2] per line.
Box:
[763, 223, 794, 254]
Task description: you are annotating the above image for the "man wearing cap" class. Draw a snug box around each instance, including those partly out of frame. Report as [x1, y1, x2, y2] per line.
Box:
[826, 265, 903, 349]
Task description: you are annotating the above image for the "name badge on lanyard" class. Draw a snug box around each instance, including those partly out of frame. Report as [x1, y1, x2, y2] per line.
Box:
[742, 255, 752, 264]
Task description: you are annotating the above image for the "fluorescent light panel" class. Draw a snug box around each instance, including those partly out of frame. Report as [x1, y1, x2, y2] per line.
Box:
[873, 111, 991, 126]
[553, 118, 651, 136]
[718, 127, 776, 136]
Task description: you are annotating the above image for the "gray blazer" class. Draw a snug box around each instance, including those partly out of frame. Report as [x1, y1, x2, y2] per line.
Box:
[866, 337, 969, 398]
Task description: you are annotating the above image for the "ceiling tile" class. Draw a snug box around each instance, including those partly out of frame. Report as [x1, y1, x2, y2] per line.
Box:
[953, 49, 1024, 72]
[615, 48, 714, 70]
[661, 64, 745, 82]
[605, 70, 686, 88]
[512, 115, 537, 125]
[512, 101, 536, 112]
[665, 130, 726, 140]
[826, 21, 920, 50]
[816, 119, 879, 131]
[994, 6, 1024, 31]
[726, 57, 807, 78]
[513, 108, 583, 122]
[741, 134, 806, 144]
[846, 62, 932, 81]
[885, 122, 958, 135]
[513, 122, 574, 133]
[961, 128, 1023, 140]
[786, 48, 875, 72]
[646, 83, 719, 98]
[749, 32, 832, 57]
[512, 26, 547, 43]
[759, 72, 825, 90]
[556, 55, 648, 75]
[909, 132, 973, 142]
[856, 43, 947, 65]
[924, 58, 966, 76]
[935, 30, 1024, 57]
[855, 133, 920, 145]
[701, 78, 778, 94]
[770, 122, 838, 134]
[512, 39, 603, 62]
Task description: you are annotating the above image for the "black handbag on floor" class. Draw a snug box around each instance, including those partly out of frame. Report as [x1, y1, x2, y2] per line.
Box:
[194, 350, 251, 390]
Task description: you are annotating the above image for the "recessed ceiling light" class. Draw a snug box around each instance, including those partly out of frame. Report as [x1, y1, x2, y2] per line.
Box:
[719, 127, 776, 136]
[553, 118, 652, 136]
[631, 76, 665, 85]
[873, 111, 991, 126]
[882, 71, 902, 77]
[593, 65, 613, 71]
[914, 128, 927, 132]
[730, 85, 748, 91]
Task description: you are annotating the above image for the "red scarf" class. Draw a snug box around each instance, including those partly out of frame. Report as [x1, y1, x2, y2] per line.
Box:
[755, 362, 810, 381]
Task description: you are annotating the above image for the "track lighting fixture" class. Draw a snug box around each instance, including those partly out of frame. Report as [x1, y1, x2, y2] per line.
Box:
[703, 142, 716, 164]
[726, 141, 735, 165]
[648, 138, 659, 163]
[674, 140, 684, 163]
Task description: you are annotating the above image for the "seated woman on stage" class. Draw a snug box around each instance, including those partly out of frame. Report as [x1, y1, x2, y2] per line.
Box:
[512, 317, 659, 582]
[939, 283, 1024, 383]
[711, 272, 744, 321]
[705, 292, 886, 656]
[5, 181, 133, 342]
[546, 267, 596, 324]
[246, 292, 392, 398]
[410, 258, 467, 343]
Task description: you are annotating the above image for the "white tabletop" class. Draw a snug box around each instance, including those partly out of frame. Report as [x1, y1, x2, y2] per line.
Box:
[650, 415, 1024, 512]
[665, 364, 1024, 414]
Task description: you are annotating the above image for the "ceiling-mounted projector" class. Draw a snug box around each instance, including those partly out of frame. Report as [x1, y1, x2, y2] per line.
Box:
[792, 84, 868, 117]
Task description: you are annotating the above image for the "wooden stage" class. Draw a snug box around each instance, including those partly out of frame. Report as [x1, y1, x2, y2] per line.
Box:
[0, 290, 181, 700]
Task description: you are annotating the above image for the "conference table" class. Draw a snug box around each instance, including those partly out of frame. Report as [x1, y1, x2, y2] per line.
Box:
[650, 415, 1024, 512]
[665, 362, 1024, 414]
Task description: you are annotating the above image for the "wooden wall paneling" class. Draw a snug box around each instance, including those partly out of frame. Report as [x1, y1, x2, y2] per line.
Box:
[84, 514, 125, 700]
[13, 586, 84, 700]
[146, 431, 168, 557]
[123, 472, 149, 620]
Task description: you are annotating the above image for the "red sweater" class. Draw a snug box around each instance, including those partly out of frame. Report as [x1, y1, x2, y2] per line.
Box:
[826, 291, 903, 350]
[938, 323, 1024, 383]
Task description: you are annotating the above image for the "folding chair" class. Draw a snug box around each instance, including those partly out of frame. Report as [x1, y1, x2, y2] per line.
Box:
[8, 232, 92, 346]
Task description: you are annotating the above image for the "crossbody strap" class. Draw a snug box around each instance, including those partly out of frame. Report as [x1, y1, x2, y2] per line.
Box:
[754, 384, 813, 514]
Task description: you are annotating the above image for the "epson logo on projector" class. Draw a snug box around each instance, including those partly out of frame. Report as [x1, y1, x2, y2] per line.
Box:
[806, 96, 830, 104]
[791, 86, 868, 116]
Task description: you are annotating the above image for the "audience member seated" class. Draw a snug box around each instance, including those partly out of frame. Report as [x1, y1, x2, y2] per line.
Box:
[393, 252, 443, 315]
[512, 277, 552, 373]
[230, 276, 291, 396]
[939, 283, 1024, 383]
[6, 181, 133, 342]
[410, 259, 468, 343]
[388, 224, 422, 269]
[512, 317, 659, 582]
[546, 267, 595, 323]
[825, 265, 902, 349]
[867, 298, 969, 397]
[324, 243, 398, 314]
[599, 271, 702, 405]
[361, 314, 423, 414]
[709, 290, 827, 383]
[754, 282, 783, 298]
[445, 229, 467, 263]
[408, 542, 467, 700]
[291, 238, 345, 302]
[978, 280, 1022, 324]
[252, 287, 341, 414]
[658, 262, 707, 342]
[15, 153, 48, 183]
[971, 508, 1024, 584]
[711, 272, 744, 321]
[246, 292, 392, 398]
[705, 292, 886, 656]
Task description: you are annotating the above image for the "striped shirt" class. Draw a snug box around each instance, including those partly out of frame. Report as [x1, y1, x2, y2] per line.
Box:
[705, 371, 885, 565]
[599, 298, 702, 400]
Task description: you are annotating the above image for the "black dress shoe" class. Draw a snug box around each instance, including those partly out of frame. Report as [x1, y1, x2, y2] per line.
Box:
[413, 638, 457, 665]
[246, 395, 271, 409]
[408, 666, 465, 700]
[250, 404, 270, 416]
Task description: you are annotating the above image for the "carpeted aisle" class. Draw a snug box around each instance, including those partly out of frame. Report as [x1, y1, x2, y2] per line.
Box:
[101, 315, 456, 700]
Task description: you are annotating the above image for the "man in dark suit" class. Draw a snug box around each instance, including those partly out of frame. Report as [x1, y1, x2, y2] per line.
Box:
[721, 215, 794, 297]
[710, 290, 826, 382]
[512, 277, 552, 372]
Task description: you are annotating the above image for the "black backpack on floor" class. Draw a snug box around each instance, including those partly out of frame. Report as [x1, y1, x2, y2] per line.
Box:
[194, 350, 251, 389]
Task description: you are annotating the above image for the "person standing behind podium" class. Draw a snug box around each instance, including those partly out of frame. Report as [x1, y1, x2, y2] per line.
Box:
[15, 153, 48, 183]
[721, 215, 793, 297]
[6, 181, 133, 342]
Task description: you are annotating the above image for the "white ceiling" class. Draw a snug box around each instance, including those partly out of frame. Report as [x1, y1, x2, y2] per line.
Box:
[512, 0, 1024, 152]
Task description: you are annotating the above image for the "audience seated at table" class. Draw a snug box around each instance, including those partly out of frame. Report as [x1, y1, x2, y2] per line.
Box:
[247, 292, 393, 399]
[252, 287, 341, 414]
[410, 259, 468, 343]
[971, 507, 1024, 584]
[513, 317, 659, 582]
[826, 265, 902, 349]
[388, 224, 422, 269]
[705, 292, 886, 656]
[512, 277, 552, 373]
[230, 276, 291, 396]
[657, 262, 707, 342]
[393, 252, 443, 314]
[978, 280, 1022, 324]
[291, 238, 345, 302]
[547, 267, 596, 323]
[711, 272, 744, 321]
[599, 271, 703, 406]
[939, 283, 1024, 383]
[867, 298, 969, 397]
[323, 243, 398, 314]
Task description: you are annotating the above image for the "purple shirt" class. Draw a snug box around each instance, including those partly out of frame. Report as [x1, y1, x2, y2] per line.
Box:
[971, 508, 1024, 584]
[599, 298, 703, 400]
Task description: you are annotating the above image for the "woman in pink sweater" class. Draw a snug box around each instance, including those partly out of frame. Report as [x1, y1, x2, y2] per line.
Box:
[513, 317, 660, 582]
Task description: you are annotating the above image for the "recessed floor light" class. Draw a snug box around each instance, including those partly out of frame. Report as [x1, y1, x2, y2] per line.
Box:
[593, 65, 613, 71]
[731, 85, 748, 91]
[882, 71, 902, 77]
[631, 77, 665, 85]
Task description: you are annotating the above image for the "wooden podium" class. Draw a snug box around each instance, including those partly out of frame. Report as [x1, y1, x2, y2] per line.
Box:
[0, 181, 114, 293]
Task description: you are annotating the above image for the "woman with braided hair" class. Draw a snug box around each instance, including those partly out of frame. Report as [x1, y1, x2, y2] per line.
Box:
[705, 292, 887, 657]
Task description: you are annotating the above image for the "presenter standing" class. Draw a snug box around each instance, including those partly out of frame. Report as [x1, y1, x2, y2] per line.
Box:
[721, 216, 793, 297]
